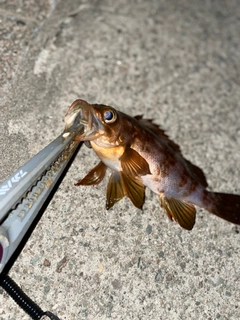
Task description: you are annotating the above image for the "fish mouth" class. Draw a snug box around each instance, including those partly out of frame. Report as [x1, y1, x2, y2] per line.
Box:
[64, 99, 102, 141]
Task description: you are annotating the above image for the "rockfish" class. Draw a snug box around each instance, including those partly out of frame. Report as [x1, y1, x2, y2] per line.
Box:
[64, 99, 240, 230]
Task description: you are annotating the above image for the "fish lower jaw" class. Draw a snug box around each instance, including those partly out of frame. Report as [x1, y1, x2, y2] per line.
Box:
[79, 126, 99, 140]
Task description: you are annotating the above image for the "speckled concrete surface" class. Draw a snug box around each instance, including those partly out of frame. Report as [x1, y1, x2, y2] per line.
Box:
[0, 1, 240, 319]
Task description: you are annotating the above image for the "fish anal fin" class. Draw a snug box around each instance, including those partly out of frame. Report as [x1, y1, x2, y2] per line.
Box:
[75, 161, 107, 186]
[106, 171, 124, 210]
[120, 147, 150, 177]
[121, 173, 145, 209]
[159, 195, 196, 230]
[185, 159, 208, 188]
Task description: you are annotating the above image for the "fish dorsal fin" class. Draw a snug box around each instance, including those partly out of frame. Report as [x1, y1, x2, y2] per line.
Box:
[159, 195, 196, 230]
[120, 147, 150, 177]
[75, 161, 107, 186]
[185, 159, 208, 188]
[135, 115, 181, 153]
[135, 115, 166, 136]
[121, 173, 145, 209]
[106, 171, 124, 209]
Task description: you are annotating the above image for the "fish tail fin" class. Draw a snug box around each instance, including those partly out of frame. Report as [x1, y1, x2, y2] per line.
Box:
[204, 191, 240, 225]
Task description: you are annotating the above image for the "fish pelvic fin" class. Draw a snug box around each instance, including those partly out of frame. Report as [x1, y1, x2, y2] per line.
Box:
[75, 161, 107, 186]
[159, 195, 196, 230]
[204, 191, 240, 225]
[120, 147, 150, 177]
[120, 172, 145, 209]
[106, 171, 125, 209]
[106, 171, 145, 210]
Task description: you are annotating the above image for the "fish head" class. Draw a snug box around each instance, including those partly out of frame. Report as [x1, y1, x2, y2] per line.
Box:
[64, 99, 135, 147]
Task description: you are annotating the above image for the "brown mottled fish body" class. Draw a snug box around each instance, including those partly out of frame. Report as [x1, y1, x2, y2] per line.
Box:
[64, 99, 240, 230]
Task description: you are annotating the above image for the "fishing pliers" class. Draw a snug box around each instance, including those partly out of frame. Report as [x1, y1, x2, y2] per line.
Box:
[0, 130, 82, 320]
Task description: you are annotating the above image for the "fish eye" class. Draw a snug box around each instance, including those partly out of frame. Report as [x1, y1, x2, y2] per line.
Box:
[103, 110, 117, 123]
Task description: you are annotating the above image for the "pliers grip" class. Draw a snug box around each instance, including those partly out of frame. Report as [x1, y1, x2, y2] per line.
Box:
[0, 132, 80, 274]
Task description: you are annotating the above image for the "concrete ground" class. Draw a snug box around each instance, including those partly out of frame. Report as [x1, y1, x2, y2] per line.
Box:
[0, 0, 240, 319]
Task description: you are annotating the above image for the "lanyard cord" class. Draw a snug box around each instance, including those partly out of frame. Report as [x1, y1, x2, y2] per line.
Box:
[0, 273, 60, 320]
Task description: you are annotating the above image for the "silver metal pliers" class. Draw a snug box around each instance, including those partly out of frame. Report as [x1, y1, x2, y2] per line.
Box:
[0, 130, 81, 319]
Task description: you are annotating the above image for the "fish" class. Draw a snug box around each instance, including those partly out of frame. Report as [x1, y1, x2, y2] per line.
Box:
[64, 99, 240, 230]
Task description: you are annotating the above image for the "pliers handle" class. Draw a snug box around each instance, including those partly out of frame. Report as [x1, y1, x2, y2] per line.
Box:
[0, 132, 80, 274]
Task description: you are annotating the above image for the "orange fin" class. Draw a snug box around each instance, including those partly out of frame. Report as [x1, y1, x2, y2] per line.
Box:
[121, 173, 145, 209]
[135, 115, 181, 153]
[106, 171, 124, 209]
[120, 147, 150, 177]
[75, 161, 107, 186]
[159, 195, 196, 230]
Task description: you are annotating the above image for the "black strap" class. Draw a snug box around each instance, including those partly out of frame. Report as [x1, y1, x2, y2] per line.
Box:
[0, 274, 60, 320]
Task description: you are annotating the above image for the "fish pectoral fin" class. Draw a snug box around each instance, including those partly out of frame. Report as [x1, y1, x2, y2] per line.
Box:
[159, 195, 196, 230]
[121, 173, 145, 209]
[75, 161, 107, 186]
[106, 171, 124, 210]
[120, 147, 150, 177]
